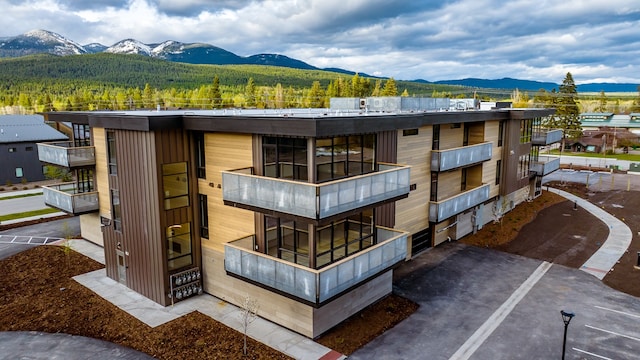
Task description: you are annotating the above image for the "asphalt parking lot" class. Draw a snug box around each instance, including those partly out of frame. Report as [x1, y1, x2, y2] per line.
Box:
[351, 243, 640, 360]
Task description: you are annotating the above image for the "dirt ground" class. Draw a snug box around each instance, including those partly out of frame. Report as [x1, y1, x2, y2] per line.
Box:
[1, 179, 639, 358]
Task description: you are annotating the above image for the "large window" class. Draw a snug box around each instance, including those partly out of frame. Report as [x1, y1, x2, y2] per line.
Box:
[199, 194, 209, 239]
[167, 222, 193, 271]
[262, 137, 308, 180]
[106, 130, 117, 175]
[195, 132, 206, 179]
[111, 189, 122, 232]
[264, 217, 309, 266]
[73, 123, 91, 147]
[316, 210, 374, 268]
[316, 134, 375, 183]
[163, 162, 189, 210]
[498, 121, 505, 147]
[520, 119, 532, 143]
[517, 155, 530, 179]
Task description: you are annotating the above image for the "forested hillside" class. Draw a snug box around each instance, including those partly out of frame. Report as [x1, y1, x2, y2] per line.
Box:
[0, 53, 466, 113]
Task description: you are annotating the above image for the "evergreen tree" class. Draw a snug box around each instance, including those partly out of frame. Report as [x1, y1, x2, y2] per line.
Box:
[245, 77, 256, 107]
[381, 78, 398, 96]
[549, 72, 582, 151]
[211, 75, 222, 109]
[632, 85, 640, 113]
[306, 81, 325, 108]
[596, 90, 608, 112]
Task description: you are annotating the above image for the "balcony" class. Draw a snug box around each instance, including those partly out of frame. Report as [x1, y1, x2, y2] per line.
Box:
[429, 183, 490, 222]
[222, 163, 410, 221]
[530, 156, 560, 176]
[37, 142, 95, 168]
[532, 129, 563, 146]
[42, 182, 99, 215]
[431, 142, 493, 172]
[224, 227, 408, 304]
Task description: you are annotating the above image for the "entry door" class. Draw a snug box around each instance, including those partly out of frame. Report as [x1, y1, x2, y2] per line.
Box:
[116, 249, 127, 285]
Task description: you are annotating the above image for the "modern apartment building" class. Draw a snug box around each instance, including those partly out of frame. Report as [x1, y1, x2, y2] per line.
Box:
[40, 97, 558, 338]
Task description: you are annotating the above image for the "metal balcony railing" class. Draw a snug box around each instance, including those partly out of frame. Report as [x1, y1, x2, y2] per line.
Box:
[222, 163, 410, 221]
[530, 156, 560, 176]
[532, 129, 563, 146]
[42, 182, 99, 215]
[37, 142, 95, 168]
[431, 142, 493, 172]
[429, 183, 491, 222]
[224, 227, 408, 304]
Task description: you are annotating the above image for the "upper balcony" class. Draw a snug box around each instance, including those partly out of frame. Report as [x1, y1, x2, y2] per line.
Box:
[222, 163, 410, 222]
[530, 156, 560, 176]
[42, 182, 99, 215]
[37, 142, 95, 168]
[532, 129, 563, 146]
[429, 183, 490, 222]
[224, 226, 408, 305]
[431, 142, 493, 172]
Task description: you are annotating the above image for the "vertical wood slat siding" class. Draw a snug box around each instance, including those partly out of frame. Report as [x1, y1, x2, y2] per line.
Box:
[200, 133, 255, 252]
[395, 125, 432, 236]
[92, 128, 111, 218]
[483, 121, 502, 198]
[375, 130, 397, 228]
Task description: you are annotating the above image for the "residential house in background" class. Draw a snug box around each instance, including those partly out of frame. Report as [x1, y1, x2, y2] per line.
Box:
[40, 98, 557, 338]
[0, 115, 68, 185]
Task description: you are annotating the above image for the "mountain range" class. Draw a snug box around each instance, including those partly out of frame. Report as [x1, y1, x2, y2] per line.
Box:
[1, 29, 638, 93]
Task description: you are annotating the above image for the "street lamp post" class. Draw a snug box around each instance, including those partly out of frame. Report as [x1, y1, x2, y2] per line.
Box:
[561, 310, 575, 360]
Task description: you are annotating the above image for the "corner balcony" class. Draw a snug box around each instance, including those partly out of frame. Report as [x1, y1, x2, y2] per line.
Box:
[42, 182, 99, 215]
[222, 163, 410, 222]
[429, 183, 490, 222]
[37, 142, 95, 168]
[431, 142, 493, 172]
[530, 156, 560, 176]
[532, 129, 563, 146]
[224, 227, 408, 305]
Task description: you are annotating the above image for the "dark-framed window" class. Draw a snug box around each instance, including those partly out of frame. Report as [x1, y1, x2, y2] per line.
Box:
[73, 123, 91, 147]
[264, 216, 309, 267]
[517, 154, 530, 179]
[316, 210, 374, 268]
[461, 168, 467, 191]
[315, 134, 375, 183]
[195, 132, 206, 179]
[263, 137, 308, 181]
[111, 189, 122, 232]
[76, 168, 94, 193]
[520, 119, 532, 143]
[25, 146, 33, 151]
[15, 167, 23, 178]
[430, 172, 438, 201]
[163, 162, 189, 210]
[8, 147, 16, 153]
[199, 194, 209, 239]
[167, 222, 193, 271]
[432, 124, 440, 150]
[495, 160, 502, 185]
[498, 120, 505, 147]
[403, 129, 419, 136]
[106, 130, 117, 175]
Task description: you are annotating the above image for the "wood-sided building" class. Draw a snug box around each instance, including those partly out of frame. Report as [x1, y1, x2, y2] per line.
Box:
[40, 98, 557, 338]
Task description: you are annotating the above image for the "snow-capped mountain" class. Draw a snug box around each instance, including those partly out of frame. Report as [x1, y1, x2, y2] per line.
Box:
[0, 29, 86, 57]
[0, 29, 319, 71]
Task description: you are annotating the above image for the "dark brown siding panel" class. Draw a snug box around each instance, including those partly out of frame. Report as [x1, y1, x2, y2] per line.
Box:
[376, 130, 398, 228]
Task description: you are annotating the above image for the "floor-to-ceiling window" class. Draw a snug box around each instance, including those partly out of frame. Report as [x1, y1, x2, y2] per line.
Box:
[315, 134, 375, 182]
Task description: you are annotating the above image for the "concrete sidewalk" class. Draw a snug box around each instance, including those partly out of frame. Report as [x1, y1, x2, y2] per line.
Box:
[546, 187, 633, 279]
[66, 240, 343, 360]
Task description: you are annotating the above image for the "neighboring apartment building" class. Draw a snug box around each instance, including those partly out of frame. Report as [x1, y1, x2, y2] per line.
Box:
[0, 115, 68, 185]
[40, 98, 558, 338]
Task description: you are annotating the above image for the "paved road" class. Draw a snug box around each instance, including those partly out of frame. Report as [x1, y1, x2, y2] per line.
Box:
[0, 193, 47, 216]
[0, 217, 79, 260]
[543, 169, 640, 191]
[351, 244, 640, 360]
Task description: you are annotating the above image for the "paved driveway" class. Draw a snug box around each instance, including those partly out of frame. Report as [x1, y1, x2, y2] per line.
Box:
[351, 244, 640, 360]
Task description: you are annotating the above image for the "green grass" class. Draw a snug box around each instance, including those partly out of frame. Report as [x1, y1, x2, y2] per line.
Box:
[0, 192, 43, 200]
[545, 150, 640, 161]
[0, 208, 61, 222]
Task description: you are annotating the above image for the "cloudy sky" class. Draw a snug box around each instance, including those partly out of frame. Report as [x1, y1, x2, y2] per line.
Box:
[3, 0, 640, 84]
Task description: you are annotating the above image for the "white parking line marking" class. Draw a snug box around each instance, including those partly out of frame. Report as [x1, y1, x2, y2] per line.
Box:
[573, 347, 613, 360]
[595, 305, 640, 319]
[585, 324, 640, 342]
[449, 261, 552, 360]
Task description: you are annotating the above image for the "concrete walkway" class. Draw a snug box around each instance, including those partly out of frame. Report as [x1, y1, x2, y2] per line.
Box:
[65, 240, 343, 360]
[547, 187, 633, 279]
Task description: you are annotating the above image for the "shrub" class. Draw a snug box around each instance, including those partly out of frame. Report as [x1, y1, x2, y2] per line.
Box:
[20, 178, 27, 185]
[12, 186, 18, 190]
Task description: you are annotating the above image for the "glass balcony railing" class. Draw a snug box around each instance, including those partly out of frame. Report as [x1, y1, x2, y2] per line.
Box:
[429, 183, 490, 222]
[224, 227, 408, 304]
[532, 129, 563, 146]
[431, 142, 493, 172]
[530, 156, 560, 176]
[42, 182, 99, 214]
[222, 163, 410, 221]
[37, 142, 95, 168]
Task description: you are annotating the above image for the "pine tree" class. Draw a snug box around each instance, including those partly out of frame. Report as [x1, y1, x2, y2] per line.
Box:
[245, 78, 256, 107]
[381, 78, 398, 96]
[596, 90, 608, 112]
[551, 72, 582, 151]
[211, 75, 222, 108]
